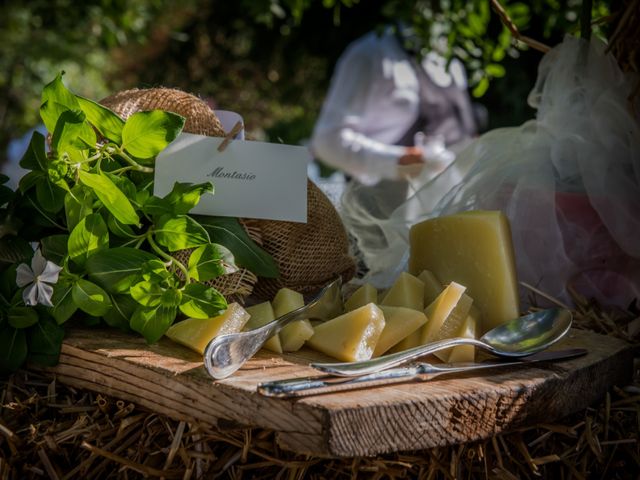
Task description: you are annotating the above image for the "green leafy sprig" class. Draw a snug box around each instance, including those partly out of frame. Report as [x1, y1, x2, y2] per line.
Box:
[0, 73, 278, 374]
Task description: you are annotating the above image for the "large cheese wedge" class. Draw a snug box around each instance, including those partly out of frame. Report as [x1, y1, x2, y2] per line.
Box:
[273, 288, 314, 352]
[307, 303, 385, 362]
[165, 303, 250, 354]
[380, 272, 425, 311]
[417, 270, 444, 305]
[373, 306, 428, 357]
[244, 302, 282, 353]
[389, 281, 469, 354]
[345, 284, 377, 311]
[409, 210, 520, 333]
[445, 305, 480, 363]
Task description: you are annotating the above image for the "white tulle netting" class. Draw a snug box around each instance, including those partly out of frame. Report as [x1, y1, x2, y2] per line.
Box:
[341, 36, 640, 309]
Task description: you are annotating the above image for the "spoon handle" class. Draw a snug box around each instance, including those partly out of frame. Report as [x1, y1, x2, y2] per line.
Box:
[259, 348, 588, 397]
[310, 337, 487, 377]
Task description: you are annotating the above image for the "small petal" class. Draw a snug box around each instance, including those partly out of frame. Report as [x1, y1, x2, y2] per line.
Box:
[40, 261, 63, 284]
[23, 283, 38, 306]
[16, 263, 35, 287]
[37, 281, 55, 307]
[31, 249, 48, 276]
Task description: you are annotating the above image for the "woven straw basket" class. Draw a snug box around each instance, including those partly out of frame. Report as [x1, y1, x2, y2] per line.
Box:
[100, 87, 355, 302]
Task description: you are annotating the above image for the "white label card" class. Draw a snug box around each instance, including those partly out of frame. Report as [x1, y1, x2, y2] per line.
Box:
[154, 132, 308, 223]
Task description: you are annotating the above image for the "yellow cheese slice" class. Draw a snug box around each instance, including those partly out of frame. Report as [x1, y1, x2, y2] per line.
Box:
[445, 305, 480, 363]
[420, 282, 472, 345]
[417, 270, 444, 305]
[380, 272, 425, 311]
[408, 210, 520, 333]
[345, 284, 378, 311]
[373, 306, 428, 357]
[390, 282, 470, 354]
[244, 302, 282, 353]
[165, 303, 250, 354]
[272, 288, 313, 352]
[307, 303, 385, 362]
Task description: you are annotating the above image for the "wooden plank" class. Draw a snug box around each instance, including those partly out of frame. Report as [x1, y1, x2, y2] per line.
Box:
[40, 327, 634, 457]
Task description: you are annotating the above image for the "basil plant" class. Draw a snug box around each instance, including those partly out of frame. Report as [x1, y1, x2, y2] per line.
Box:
[0, 73, 277, 374]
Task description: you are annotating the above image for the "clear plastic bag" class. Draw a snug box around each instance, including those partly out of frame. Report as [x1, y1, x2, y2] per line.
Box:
[342, 36, 640, 308]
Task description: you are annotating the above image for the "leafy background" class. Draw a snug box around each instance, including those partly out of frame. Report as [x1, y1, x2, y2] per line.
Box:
[0, 0, 614, 165]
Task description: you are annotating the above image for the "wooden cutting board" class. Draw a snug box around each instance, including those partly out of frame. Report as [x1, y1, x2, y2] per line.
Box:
[41, 327, 634, 457]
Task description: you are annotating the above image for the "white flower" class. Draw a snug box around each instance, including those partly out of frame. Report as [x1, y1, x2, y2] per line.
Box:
[16, 250, 62, 307]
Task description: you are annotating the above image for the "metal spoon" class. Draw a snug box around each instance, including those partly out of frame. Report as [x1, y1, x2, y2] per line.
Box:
[310, 308, 573, 377]
[203, 278, 344, 379]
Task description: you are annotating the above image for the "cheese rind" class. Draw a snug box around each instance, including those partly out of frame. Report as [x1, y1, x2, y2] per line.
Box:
[373, 306, 428, 357]
[244, 302, 282, 353]
[165, 303, 250, 354]
[380, 272, 425, 311]
[307, 303, 385, 362]
[409, 210, 520, 333]
[272, 288, 313, 352]
[345, 284, 378, 312]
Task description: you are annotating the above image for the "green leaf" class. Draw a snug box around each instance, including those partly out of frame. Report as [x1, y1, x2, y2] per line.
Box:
[103, 294, 137, 332]
[78, 171, 139, 226]
[163, 182, 214, 215]
[161, 287, 183, 307]
[106, 215, 136, 238]
[19, 132, 48, 171]
[121, 110, 185, 159]
[188, 243, 237, 282]
[40, 73, 81, 132]
[194, 215, 279, 277]
[130, 305, 177, 343]
[154, 214, 209, 252]
[179, 283, 226, 319]
[51, 109, 96, 153]
[0, 326, 28, 374]
[28, 318, 65, 366]
[65, 185, 94, 232]
[86, 247, 158, 294]
[36, 178, 66, 213]
[40, 234, 69, 265]
[0, 237, 33, 264]
[68, 213, 109, 267]
[0, 185, 13, 207]
[51, 280, 77, 325]
[76, 95, 125, 143]
[472, 76, 490, 98]
[485, 63, 506, 78]
[8, 307, 39, 328]
[130, 280, 164, 307]
[72, 279, 112, 317]
[19, 171, 45, 193]
[140, 259, 172, 282]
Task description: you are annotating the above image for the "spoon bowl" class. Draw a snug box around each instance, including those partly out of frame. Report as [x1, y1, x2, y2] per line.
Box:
[204, 278, 344, 379]
[310, 308, 573, 377]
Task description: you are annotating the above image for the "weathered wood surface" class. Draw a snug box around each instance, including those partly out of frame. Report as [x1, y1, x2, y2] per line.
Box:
[42, 327, 634, 457]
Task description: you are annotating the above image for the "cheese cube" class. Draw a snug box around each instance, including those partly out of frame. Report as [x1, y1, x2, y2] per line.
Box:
[409, 210, 520, 333]
[373, 306, 428, 357]
[445, 305, 480, 363]
[245, 302, 282, 353]
[273, 288, 313, 352]
[165, 303, 250, 354]
[380, 272, 425, 311]
[307, 303, 385, 362]
[417, 270, 444, 305]
[345, 284, 378, 311]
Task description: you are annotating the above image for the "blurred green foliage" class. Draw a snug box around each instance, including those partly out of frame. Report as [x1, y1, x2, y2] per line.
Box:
[0, 0, 614, 163]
